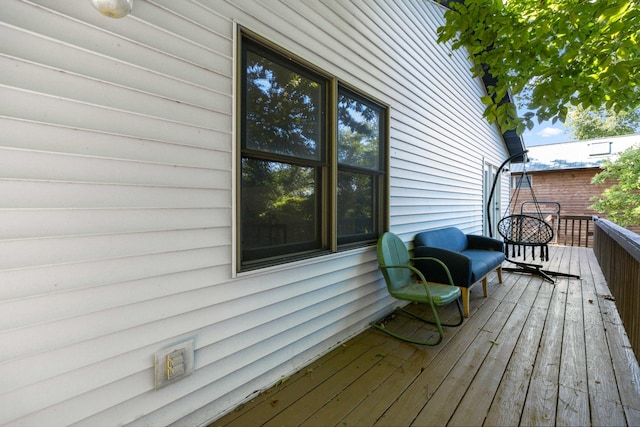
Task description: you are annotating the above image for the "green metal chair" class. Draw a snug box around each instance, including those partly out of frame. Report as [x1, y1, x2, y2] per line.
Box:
[371, 232, 464, 345]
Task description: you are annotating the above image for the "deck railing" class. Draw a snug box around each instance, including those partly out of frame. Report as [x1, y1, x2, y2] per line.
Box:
[593, 216, 640, 360]
[559, 215, 594, 247]
[547, 215, 594, 247]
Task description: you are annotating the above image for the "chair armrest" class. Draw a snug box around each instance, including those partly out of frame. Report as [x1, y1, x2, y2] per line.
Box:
[378, 264, 431, 296]
[379, 263, 427, 282]
[379, 262, 456, 303]
[410, 256, 456, 286]
[466, 234, 504, 252]
[413, 246, 472, 286]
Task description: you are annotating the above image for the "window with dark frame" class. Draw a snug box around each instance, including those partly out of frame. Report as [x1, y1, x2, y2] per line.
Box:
[239, 32, 387, 271]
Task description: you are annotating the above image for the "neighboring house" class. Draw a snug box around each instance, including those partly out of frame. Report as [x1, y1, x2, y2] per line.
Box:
[509, 134, 640, 241]
[0, 1, 523, 425]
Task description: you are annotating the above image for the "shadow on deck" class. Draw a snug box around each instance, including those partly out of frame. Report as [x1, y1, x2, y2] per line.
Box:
[212, 245, 640, 426]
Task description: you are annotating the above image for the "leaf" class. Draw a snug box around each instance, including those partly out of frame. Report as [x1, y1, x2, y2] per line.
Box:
[481, 95, 494, 106]
[275, 377, 290, 387]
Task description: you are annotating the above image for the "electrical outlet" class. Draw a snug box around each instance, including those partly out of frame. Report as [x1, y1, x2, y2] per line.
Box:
[154, 339, 194, 390]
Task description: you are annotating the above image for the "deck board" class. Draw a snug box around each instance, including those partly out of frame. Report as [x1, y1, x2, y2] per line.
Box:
[520, 279, 567, 425]
[211, 246, 640, 427]
[448, 296, 531, 426]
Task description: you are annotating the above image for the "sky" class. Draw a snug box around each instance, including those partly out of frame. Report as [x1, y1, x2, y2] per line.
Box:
[522, 120, 571, 146]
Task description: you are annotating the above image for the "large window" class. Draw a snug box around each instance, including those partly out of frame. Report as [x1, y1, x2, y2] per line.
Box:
[239, 32, 387, 271]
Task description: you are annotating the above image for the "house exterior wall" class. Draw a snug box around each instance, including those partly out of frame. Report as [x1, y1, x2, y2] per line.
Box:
[0, 1, 508, 425]
[511, 169, 607, 217]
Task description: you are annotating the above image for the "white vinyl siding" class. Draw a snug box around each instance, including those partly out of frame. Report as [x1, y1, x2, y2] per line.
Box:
[0, 1, 508, 426]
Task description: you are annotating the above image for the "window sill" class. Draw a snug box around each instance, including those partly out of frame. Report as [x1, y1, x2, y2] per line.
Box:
[235, 244, 376, 279]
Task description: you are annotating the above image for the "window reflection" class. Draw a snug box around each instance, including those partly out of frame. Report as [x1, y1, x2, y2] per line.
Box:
[241, 159, 319, 261]
[337, 171, 374, 240]
[245, 50, 323, 161]
[337, 93, 380, 170]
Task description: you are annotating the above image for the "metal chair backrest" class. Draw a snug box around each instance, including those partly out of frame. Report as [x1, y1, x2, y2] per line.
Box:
[377, 232, 412, 293]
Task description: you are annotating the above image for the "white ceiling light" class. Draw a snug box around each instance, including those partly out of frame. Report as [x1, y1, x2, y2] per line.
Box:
[89, 0, 133, 18]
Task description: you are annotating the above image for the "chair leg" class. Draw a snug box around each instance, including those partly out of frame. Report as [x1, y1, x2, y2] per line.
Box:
[461, 287, 470, 317]
[482, 277, 488, 297]
[448, 298, 464, 327]
[497, 265, 503, 283]
[370, 298, 463, 345]
[370, 307, 444, 346]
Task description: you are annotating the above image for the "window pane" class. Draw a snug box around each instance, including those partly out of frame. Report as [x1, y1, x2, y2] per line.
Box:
[337, 91, 381, 170]
[245, 49, 324, 161]
[241, 158, 320, 261]
[337, 171, 374, 241]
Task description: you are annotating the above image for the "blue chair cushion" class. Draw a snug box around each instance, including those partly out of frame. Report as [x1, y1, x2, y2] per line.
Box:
[465, 249, 505, 282]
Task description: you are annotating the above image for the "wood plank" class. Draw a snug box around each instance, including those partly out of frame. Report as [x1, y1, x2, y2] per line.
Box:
[373, 297, 502, 426]
[447, 287, 535, 426]
[337, 347, 429, 426]
[410, 301, 516, 426]
[332, 301, 467, 426]
[484, 279, 554, 426]
[557, 277, 589, 426]
[598, 299, 640, 425]
[601, 302, 640, 426]
[221, 317, 414, 426]
[579, 247, 627, 426]
[520, 279, 569, 425]
[300, 351, 412, 426]
[497, 267, 533, 305]
[219, 338, 374, 426]
[585, 249, 640, 426]
[264, 329, 411, 426]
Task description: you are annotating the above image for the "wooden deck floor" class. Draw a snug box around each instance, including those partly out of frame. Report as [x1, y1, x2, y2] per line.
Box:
[211, 246, 640, 426]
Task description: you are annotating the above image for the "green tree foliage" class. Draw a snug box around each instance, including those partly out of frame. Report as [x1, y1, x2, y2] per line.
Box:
[437, 0, 640, 134]
[591, 145, 640, 227]
[565, 105, 640, 140]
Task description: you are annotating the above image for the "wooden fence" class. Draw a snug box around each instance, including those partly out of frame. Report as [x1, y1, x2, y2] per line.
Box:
[593, 216, 640, 361]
